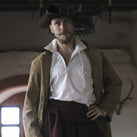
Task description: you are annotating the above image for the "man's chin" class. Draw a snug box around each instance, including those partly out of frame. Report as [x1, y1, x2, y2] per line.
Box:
[57, 35, 73, 44]
[59, 39, 70, 44]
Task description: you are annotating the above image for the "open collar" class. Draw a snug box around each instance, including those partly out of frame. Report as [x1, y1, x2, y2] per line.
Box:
[44, 37, 87, 54]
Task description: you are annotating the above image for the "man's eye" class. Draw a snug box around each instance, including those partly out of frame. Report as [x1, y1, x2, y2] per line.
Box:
[55, 22, 60, 25]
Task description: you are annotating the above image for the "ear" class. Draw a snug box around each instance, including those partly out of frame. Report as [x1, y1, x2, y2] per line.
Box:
[49, 25, 54, 33]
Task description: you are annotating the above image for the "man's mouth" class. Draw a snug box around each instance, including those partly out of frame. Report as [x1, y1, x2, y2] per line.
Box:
[59, 32, 70, 35]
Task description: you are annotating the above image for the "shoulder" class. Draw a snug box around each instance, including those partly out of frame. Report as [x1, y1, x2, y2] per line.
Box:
[85, 48, 103, 57]
[32, 50, 52, 65]
[81, 39, 102, 55]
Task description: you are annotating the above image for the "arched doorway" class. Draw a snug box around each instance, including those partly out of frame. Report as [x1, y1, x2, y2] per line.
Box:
[0, 74, 29, 137]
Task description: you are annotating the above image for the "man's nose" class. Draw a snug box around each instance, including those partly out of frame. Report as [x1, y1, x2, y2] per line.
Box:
[60, 22, 65, 29]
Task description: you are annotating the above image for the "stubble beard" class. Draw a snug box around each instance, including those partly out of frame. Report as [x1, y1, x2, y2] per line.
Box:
[55, 32, 74, 44]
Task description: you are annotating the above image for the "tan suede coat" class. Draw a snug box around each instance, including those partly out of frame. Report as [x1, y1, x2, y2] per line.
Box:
[23, 49, 122, 137]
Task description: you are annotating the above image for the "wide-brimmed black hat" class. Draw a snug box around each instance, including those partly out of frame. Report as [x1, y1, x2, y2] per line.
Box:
[39, 5, 74, 28]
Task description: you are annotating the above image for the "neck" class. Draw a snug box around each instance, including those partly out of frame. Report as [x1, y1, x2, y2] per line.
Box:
[57, 37, 75, 53]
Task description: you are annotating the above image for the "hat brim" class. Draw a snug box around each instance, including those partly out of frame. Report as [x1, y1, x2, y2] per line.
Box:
[39, 11, 74, 28]
[39, 11, 60, 28]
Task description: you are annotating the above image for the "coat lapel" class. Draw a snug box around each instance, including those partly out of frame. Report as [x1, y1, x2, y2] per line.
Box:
[38, 50, 52, 126]
[85, 49, 103, 104]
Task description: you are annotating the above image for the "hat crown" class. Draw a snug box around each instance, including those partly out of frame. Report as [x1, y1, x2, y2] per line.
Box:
[39, 4, 74, 28]
[47, 4, 71, 17]
[47, 5, 59, 14]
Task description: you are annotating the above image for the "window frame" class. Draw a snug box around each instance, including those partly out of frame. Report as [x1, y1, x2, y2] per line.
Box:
[0, 106, 21, 137]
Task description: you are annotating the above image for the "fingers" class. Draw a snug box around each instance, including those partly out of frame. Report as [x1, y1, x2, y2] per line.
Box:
[86, 105, 105, 120]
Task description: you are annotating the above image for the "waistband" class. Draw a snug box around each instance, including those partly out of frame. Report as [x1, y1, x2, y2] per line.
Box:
[48, 99, 90, 122]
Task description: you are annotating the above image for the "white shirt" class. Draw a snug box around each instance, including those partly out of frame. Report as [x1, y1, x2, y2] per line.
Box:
[44, 37, 96, 106]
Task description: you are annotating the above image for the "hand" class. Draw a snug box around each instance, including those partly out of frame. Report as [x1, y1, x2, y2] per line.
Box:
[86, 105, 106, 120]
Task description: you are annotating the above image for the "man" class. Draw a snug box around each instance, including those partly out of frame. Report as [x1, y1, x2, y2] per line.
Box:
[23, 4, 122, 137]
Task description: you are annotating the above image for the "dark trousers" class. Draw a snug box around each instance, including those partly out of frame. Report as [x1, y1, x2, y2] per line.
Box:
[43, 99, 104, 137]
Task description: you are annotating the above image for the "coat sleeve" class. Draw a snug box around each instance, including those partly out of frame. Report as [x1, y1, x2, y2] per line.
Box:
[23, 57, 43, 137]
[99, 52, 122, 122]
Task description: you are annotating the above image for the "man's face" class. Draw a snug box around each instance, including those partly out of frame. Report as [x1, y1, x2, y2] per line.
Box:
[49, 17, 74, 44]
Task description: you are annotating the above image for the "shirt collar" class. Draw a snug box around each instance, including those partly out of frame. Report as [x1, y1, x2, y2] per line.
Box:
[74, 37, 87, 53]
[44, 36, 87, 53]
[44, 39, 57, 53]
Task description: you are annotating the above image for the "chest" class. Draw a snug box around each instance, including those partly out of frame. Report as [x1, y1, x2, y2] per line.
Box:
[50, 52, 91, 78]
